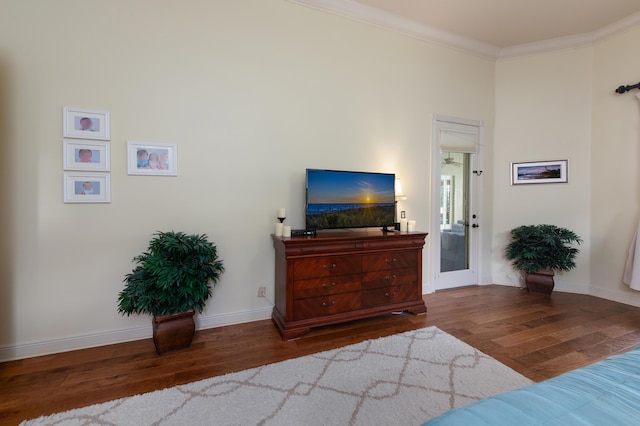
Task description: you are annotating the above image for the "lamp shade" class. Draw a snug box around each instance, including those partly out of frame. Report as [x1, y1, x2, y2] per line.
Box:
[395, 178, 406, 201]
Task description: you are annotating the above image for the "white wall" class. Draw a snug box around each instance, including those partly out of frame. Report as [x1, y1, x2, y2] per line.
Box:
[492, 26, 640, 305]
[0, 0, 495, 360]
[492, 47, 593, 292]
[590, 26, 640, 306]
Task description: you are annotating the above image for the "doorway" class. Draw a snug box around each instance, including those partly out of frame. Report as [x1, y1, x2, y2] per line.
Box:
[431, 115, 482, 290]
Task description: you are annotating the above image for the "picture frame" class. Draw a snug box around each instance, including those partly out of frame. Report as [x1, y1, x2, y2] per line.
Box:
[127, 141, 177, 176]
[63, 172, 111, 203]
[63, 140, 110, 171]
[63, 107, 111, 140]
[511, 160, 568, 185]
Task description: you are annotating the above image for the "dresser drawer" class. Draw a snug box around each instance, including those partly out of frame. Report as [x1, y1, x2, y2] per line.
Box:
[293, 255, 362, 280]
[362, 251, 416, 272]
[294, 274, 361, 300]
[361, 268, 417, 290]
[362, 284, 419, 308]
[362, 236, 426, 250]
[293, 292, 361, 320]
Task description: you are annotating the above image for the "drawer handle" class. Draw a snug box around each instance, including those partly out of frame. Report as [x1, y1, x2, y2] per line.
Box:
[323, 263, 337, 271]
[385, 292, 397, 298]
[385, 274, 397, 282]
[386, 258, 397, 265]
[322, 282, 337, 290]
[322, 301, 336, 307]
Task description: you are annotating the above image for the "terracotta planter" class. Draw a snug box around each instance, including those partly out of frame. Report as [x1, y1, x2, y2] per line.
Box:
[525, 270, 555, 295]
[152, 311, 196, 355]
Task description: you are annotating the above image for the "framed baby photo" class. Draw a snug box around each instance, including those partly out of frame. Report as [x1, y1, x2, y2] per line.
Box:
[64, 172, 111, 203]
[63, 140, 110, 171]
[63, 107, 111, 140]
[127, 141, 177, 176]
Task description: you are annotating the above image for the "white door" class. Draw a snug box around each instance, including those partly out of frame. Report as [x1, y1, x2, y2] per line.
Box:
[431, 115, 482, 290]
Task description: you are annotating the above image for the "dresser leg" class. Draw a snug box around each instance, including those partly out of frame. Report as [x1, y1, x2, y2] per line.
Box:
[271, 309, 311, 340]
[406, 304, 427, 315]
[281, 327, 311, 340]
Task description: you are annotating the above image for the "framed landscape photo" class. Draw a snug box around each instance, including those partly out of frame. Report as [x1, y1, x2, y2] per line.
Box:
[64, 172, 111, 203]
[511, 160, 568, 185]
[63, 140, 110, 171]
[63, 107, 111, 140]
[127, 141, 177, 176]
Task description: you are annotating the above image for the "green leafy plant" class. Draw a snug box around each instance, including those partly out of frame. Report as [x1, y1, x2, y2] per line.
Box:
[505, 224, 582, 273]
[117, 231, 224, 317]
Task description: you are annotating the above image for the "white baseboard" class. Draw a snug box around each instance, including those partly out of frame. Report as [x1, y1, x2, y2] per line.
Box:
[553, 283, 590, 295]
[0, 307, 273, 362]
[195, 307, 273, 330]
[5, 285, 638, 362]
[422, 281, 435, 294]
[589, 285, 640, 307]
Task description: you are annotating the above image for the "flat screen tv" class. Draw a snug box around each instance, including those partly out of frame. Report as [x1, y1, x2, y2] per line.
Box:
[305, 169, 396, 230]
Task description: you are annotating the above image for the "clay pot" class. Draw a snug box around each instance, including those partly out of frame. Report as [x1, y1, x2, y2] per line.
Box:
[152, 311, 196, 355]
[525, 270, 555, 295]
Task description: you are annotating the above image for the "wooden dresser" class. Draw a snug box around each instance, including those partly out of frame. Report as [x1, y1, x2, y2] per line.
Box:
[271, 230, 428, 339]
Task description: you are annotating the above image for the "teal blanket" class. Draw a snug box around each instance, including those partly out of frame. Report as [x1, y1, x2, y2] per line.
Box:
[423, 346, 640, 425]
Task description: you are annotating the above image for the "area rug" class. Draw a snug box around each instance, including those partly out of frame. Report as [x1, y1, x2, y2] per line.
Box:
[22, 326, 533, 426]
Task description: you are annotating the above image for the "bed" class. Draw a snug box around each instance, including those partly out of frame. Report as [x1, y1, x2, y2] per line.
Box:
[423, 345, 640, 425]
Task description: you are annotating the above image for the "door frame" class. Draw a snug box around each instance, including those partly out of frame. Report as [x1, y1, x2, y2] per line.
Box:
[430, 114, 484, 291]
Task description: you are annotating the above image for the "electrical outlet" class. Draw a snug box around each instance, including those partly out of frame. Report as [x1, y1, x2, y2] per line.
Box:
[258, 286, 266, 297]
[400, 211, 406, 219]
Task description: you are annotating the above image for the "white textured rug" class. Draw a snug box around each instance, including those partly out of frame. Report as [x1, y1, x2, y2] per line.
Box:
[23, 326, 532, 426]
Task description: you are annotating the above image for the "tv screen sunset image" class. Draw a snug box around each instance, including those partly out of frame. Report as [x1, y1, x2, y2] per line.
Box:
[306, 170, 395, 229]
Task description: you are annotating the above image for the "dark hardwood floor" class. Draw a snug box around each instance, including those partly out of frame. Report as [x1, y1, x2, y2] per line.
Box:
[3, 285, 640, 424]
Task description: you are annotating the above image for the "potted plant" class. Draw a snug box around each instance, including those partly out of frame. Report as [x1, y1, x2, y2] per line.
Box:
[505, 224, 581, 295]
[117, 231, 224, 354]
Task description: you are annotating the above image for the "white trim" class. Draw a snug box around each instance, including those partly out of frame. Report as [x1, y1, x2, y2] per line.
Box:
[287, 0, 640, 60]
[4, 285, 640, 361]
[590, 285, 640, 308]
[433, 114, 482, 128]
[0, 307, 273, 362]
[422, 281, 435, 294]
[195, 307, 272, 330]
[553, 283, 590, 295]
[431, 115, 483, 290]
[498, 33, 594, 60]
[491, 283, 640, 308]
[287, 0, 499, 58]
[594, 10, 640, 43]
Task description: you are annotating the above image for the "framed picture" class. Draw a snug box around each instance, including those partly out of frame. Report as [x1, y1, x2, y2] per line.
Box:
[127, 141, 177, 176]
[64, 172, 111, 203]
[63, 107, 111, 140]
[63, 140, 110, 171]
[511, 160, 568, 185]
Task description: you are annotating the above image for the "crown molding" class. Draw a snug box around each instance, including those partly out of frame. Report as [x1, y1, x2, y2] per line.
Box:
[287, 0, 500, 58]
[498, 33, 594, 60]
[593, 9, 640, 42]
[288, 0, 640, 60]
[499, 11, 640, 59]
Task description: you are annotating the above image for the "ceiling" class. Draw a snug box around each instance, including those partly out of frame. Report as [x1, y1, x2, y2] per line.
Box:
[355, 0, 640, 48]
[291, 0, 640, 58]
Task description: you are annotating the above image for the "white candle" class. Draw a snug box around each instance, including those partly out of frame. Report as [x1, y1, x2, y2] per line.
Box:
[275, 222, 284, 236]
[408, 220, 416, 232]
[283, 225, 291, 237]
[277, 207, 286, 218]
[400, 219, 408, 232]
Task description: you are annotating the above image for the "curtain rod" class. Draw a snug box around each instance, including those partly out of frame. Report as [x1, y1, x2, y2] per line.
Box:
[615, 82, 640, 94]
